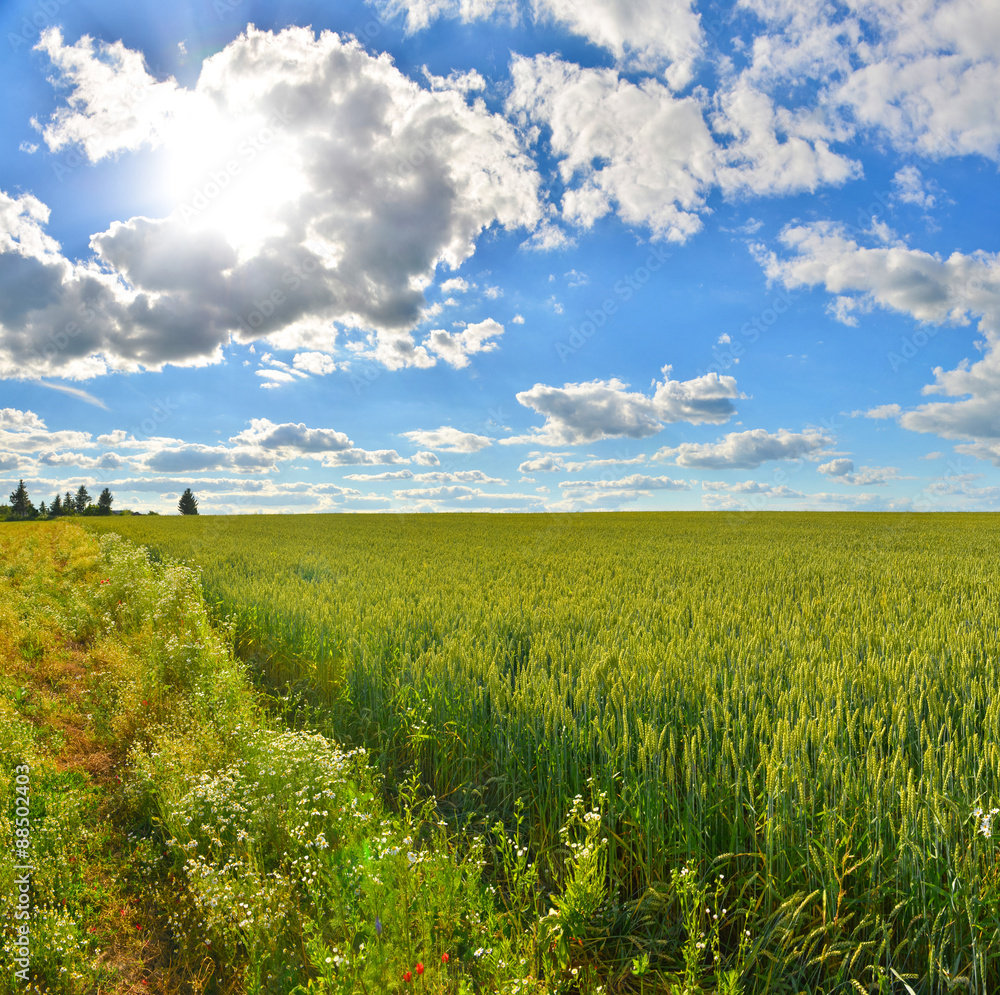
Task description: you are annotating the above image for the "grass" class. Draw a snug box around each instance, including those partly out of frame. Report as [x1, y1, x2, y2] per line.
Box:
[0, 521, 653, 995]
[75, 510, 1000, 993]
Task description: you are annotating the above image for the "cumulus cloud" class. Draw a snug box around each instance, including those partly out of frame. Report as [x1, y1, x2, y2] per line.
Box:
[6, 25, 542, 379]
[892, 166, 936, 209]
[818, 458, 855, 478]
[229, 419, 353, 456]
[374, 0, 704, 86]
[343, 469, 415, 481]
[657, 428, 831, 469]
[818, 459, 909, 485]
[137, 444, 277, 474]
[502, 367, 742, 446]
[558, 474, 690, 491]
[292, 352, 338, 375]
[0, 407, 93, 452]
[863, 404, 902, 420]
[736, 0, 1000, 161]
[424, 318, 505, 368]
[401, 426, 493, 452]
[508, 56, 716, 242]
[761, 223, 1000, 463]
[34, 28, 192, 160]
[320, 448, 407, 466]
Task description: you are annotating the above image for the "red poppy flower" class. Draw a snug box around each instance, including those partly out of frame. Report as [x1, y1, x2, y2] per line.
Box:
[415, 962, 424, 975]
[441, 953, 449, 963]
[403, 971, 412, 983]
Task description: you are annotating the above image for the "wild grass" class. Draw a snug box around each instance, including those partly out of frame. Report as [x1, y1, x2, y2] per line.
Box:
[81, 511, 1000, 992]
[1, 522, 631, 994]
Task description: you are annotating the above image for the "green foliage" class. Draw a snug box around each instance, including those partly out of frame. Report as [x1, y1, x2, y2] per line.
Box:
[178, 488, 199, 515]
[81, 511, 1000, 990]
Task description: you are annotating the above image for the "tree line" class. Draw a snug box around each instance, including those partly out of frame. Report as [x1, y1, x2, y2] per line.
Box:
[1, 482, 200, 520]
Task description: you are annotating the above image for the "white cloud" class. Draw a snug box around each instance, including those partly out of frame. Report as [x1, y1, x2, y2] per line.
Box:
[401, 426, 493, 452]
[8, 25, 542, 379]
[863, 403, 902, 420]
[818, 458, 854, 477]
[34, 28, 193, 160]
[440, 277, 470, 294]
[818, 458, 909, 485]
[0, 408, 93, 452]
[292, 352, 338, 375]
[558, 474, 691, 491]
[229, 418, 353, 456]
[736, 0, 1000, 161]
[414, 469, 505, 483]
[320, 448, 407, 466]
[761, 223, 1000, 462]
[711, 75, 861, 197]
[374, 0, 704, 86]
[343, 469, 415, 481]
[507, 56, 716, 242]
[657, 427, 831, 469]
[137, 444, 276, 474]
[517, 453, 566, 473]
[892, 165, 936, 209]
[255, 369, 298, 383]
[534, 0, 704, 87]
[424, 318, 505, 368]
[502, 367, 742, 446]
[511, 313, 525, 324]
[371, 0, 519, 34]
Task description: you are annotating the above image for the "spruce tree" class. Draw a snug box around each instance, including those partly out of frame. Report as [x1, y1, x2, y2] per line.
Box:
[64, 491, 74, 514]
[178, 488, 199, 515]
[52, 494, 62, 515]
[97, 488, 114, 515]
[9, 480, 29, 519]
[74, 485, 91, 515]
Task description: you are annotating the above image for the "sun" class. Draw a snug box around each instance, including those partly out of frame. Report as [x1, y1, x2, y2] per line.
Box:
[158, 96, 306, 258]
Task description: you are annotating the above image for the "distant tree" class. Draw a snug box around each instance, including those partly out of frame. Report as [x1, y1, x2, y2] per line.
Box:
[178, 488, 199, 515]
[9, 480, 30, 519]
[52, 494, 63, 516]
[38, 500, 48, 517]
[97, 488, 114, 515]
[64, 491, 75, 514]
[74, 485, 91, 515]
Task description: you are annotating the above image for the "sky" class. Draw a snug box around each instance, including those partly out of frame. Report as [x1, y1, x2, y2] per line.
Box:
[1, 0, 999, 514]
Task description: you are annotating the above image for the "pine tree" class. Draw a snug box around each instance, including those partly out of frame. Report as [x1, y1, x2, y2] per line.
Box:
[9, 480, 29, 519]
[52, 494, 63, 516]
[74, 485, 91, 515]
[38, 501, 47, 517]
[97, 487, 114, 515]
[178, 488, 199, 515]
[64, 491, 74, 514]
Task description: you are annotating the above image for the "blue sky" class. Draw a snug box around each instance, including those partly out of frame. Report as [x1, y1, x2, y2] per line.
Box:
[2, 0, 999, 513]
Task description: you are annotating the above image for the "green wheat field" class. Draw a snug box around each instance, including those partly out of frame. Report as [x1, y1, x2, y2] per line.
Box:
[78, 511, 1000, 991]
